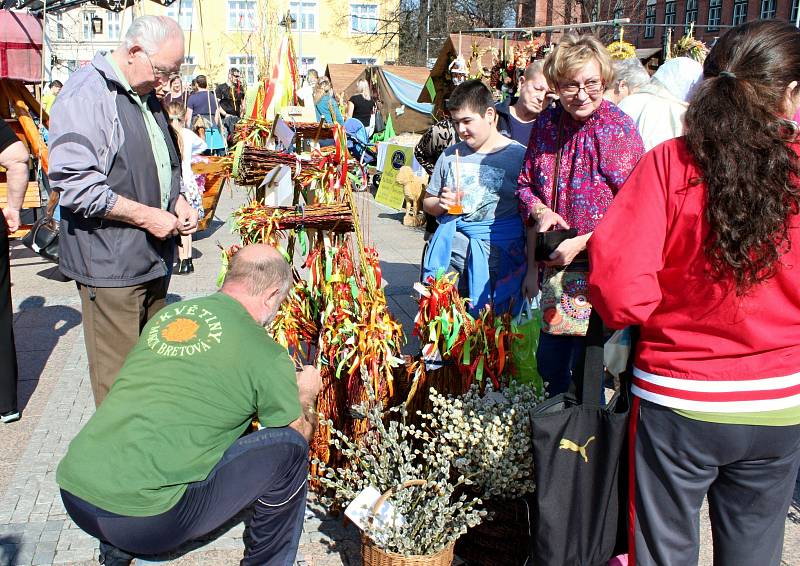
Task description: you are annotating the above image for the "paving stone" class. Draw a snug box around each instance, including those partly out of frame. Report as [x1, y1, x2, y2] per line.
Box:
[67, 534, 98, 550]
[37, 529, 60, 543]
[52, 548, 96, 564]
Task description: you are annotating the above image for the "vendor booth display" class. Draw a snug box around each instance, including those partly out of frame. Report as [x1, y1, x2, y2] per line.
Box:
[418, 34, 537, 115]
[345, 65, 433, 135]
[209, 25, 546, 564]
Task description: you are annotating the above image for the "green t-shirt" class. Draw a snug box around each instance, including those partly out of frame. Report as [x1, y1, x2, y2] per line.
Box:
[56, 293, 301, 517]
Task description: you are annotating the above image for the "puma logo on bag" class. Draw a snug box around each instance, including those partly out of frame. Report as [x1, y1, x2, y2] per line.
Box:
[559, 436, 596, 463]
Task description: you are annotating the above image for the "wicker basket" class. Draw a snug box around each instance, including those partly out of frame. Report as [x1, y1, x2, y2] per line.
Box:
[361, 536, 455, 566]
[360, 479, 457, 566]
[453, 495, 533, 566]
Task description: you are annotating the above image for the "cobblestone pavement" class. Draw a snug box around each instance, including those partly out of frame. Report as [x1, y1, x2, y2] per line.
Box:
[1, 186, 798, 565]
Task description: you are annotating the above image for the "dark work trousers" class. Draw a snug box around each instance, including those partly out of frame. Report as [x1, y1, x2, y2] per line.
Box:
[0, 214, 17, 414]
[629, 397, 800, 566]
[61, 427, 309, 566]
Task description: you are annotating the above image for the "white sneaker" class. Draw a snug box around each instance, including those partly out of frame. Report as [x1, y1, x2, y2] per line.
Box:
[1, 411, 20, 423]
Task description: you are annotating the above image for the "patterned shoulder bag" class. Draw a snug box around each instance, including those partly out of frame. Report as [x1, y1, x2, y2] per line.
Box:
[539, 115, 592, 336]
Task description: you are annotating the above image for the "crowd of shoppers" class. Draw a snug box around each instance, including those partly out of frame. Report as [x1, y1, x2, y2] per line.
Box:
[2, 11, 798, 566]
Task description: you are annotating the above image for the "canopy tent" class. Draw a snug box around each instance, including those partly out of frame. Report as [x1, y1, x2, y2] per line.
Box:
[325, 64, 367, 97]
[418, 33, 534, 115]
[342, 64, 427, 99]
[347, 65, 433, 134]
[0, 11, 41, 82]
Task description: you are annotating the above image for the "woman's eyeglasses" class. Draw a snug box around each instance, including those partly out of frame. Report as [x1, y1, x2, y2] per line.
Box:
[559, 79, 604, 97]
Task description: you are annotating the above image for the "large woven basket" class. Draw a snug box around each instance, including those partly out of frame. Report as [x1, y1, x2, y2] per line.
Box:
[360, 479, 456, 566]
[454, 495, 533, 566]
[361, 535, 455, 566]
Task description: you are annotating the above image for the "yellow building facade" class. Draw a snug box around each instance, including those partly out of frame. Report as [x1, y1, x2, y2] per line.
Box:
[47, 0, 399, 85]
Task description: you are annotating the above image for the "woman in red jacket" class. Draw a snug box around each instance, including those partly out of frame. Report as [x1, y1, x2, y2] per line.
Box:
[588, 21, 800, 566]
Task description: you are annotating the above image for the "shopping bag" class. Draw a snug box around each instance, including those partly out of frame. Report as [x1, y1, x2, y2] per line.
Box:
[529, 310, 630, 566]
[511, 297, 543, 395]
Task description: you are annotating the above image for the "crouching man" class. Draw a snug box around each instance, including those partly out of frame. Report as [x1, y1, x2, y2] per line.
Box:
[56, 244, 321, 566]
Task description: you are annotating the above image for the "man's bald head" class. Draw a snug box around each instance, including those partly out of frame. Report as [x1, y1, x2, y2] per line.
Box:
[221, 244, 292, 298]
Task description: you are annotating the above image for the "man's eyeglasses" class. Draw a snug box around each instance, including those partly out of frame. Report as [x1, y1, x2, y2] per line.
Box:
[559, 79, 604, 97]
[140, 51, 176, 80]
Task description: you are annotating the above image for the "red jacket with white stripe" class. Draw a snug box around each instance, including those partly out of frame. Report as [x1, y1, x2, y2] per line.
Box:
[588, 138, 800, 413]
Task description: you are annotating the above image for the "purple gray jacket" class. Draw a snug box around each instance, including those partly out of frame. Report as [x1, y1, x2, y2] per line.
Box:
[48, 52, 181, 287]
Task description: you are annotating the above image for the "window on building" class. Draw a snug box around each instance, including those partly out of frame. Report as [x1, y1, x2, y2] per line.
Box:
[664, 0, 676, 25]
[792, 0, 800, 23]
[760, 0, 776, 18]
[351, 57, 377, 64]
[107, 12, 122, 40]
[82, 11, 95, 40]
[300, 56, 316, 74]
[289, 1, 317, 31]
[684, 0, 697, 31]
[707, 0, 722, 30]
[228, 0, 256, 31]
[181, 55, 196, 75]
[229, 55, 256, 85]
[351, 4, 378, 33]
[732, 0, 748, 23]
[166, 0, 193, 29]
[644, 0, 656, 38]
[54, 13, 65, 40]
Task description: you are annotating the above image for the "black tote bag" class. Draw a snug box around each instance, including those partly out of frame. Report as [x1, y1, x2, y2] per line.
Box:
[529, 310, 630, 566]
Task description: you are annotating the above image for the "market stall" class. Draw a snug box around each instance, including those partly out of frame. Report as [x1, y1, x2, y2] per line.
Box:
[0, 10, 49, 239]
[418, 33, 539, 116]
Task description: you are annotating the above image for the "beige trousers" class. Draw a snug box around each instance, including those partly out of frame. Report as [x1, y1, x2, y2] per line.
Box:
[78, 277, 167, 406]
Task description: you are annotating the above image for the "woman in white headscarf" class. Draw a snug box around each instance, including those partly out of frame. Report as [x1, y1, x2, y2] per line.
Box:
[617, 57, 704, 150]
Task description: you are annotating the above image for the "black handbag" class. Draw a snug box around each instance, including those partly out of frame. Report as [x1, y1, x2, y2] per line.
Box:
[529, 310, 630, 566]
[22, 190, 59, 263]
[535, 229, 578, 261]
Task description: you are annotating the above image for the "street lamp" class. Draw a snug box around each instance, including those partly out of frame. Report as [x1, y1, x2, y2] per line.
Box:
[91, 15, 103, 35]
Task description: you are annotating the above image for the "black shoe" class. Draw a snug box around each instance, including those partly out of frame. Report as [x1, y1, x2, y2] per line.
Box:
[185, 258, 194, 273]
[98, 542, 134, 566]
[175, 260, 189, 275]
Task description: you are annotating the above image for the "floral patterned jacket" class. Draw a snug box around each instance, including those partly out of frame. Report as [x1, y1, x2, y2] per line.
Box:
[516, 99, 644, 235]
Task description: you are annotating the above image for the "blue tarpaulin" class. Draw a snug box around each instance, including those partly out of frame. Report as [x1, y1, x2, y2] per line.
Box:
[383, 71, 434, 116]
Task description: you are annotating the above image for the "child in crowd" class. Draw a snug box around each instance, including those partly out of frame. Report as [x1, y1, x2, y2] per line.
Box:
[422, 79, 528, 314]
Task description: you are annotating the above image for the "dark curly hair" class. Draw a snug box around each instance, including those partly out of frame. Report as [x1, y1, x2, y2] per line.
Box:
[685, 20, 800, 295]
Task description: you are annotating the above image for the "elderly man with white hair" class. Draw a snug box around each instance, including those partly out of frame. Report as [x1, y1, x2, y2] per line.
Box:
[604, 57, 652, 106]
[49, 16, 198, 406]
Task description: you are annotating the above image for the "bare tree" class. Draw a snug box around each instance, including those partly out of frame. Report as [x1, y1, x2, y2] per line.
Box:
[329, 0, 519, 68]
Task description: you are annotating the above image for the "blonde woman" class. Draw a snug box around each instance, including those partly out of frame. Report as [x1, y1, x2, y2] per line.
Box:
[167, 102, 207, 274]
[516, 34, 645, 396]
[313, 77, 344, 125]
[347, 78, 376, 134]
